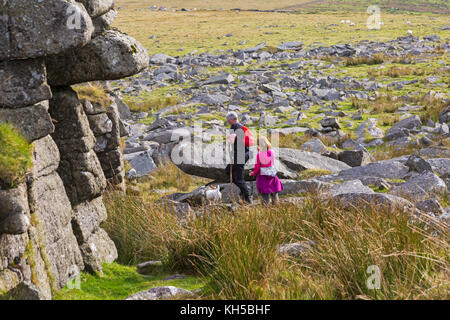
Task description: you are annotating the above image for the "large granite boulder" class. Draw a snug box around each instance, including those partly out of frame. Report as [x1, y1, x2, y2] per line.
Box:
[332, 192, 416, 214]
[0, 183, 30, 234]
[49, 87, 107, 204]
[0, 101, 55, 141]
[77, 0, 115, 18]
[390, 172, 447, 202]
[47, 30, 149, 86]
[174, 143, 349, 182]
[0, 59, 52, 109]
[318, 160, 409, 183]
[0, 0, 93, 60]
[125, 286, 194, 301]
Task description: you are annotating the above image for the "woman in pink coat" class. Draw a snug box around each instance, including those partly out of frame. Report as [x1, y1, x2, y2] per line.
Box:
[251, 136, 283, 205]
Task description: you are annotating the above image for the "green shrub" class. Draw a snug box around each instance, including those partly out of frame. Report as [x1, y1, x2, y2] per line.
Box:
[0, 123, 32, 188]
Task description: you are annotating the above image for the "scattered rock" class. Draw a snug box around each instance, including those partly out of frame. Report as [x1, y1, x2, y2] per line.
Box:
[125, 286, 194, 300]
[278, 241, 316, 258]
[137, 261, 163, 275]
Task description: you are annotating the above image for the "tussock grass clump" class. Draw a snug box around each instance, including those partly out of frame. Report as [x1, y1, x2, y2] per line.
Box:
[368, 66, 425, 78]
[104, 192, 449, 299]
[344, 54, 390, 66]
[130, 161, 209, 197]
[344, 54, 416, 67]
[104, 193, 181, 265]
[124, 94, 181, 113]
[74, 84, 112, 108]
[372, 143, 419, 161]
[278, 133, 312, 149]
[298, 169, 332, 180]
[0, 123, 33, 188]
[351, 95, 402, 115]
[415, 95, 450, 124]
[379, 113, 401, 127]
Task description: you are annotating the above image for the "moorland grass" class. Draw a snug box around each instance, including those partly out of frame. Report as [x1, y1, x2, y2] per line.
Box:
[0, 123, 32, 188]
[73, 84, 112, 108]
[103, 190, 449, 300]
[113, 4, 449, 57]
[123, 92, 181, 113]
[55, 263, 204, 300]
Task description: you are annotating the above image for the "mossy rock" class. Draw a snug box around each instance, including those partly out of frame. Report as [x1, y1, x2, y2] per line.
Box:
[0, 123, 32, 188]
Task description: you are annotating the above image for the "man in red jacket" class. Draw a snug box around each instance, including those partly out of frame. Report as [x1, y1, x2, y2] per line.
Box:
[225, 112, 252, 204]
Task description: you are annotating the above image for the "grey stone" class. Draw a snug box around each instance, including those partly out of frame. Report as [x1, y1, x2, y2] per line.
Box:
[113, 95, 132, 120]
[405, 154, 433, 173]
[0, 101, 54, 141]
[329, 180, 375, 197]
[188, 93, 231, 105]
[321, 117, 340, 129]
[137, 261, 163, 275]
[438, 106, 450, 124]
[29, 135, 60, 180]
[356, 118, 384, 141]
[58, 151, 107, 205]
[277, 41, 304, 51]
[81, 99, 105, 115]
[150, 53, 176, 65]
[124, 150, 157, 177]
[44, 225, 84, 289]
[415, 199, 444, 215]
[8, 281, 50, 300]
[280, 179, 331, 195]
[0, 183, 30, 235]
[28, 173, 73, 243]
[87, 113, 113, 136]
[338, 150, 372, 167]
[159, 199, 192, 219]
[333, 192, 416, 214]
[0, 59, 51, 109]
[300, 138, 328, 154]
[388, 115, 422, 134]
[325, 160, 409, 182]
[278, 148, 350, 173]
[79, 228, 118, 273]
[278, 241, 316, 258]
[49, 87, 96, 148]
[0, 233, 28, 271]
[125, 286, 193, 300]
[92, 9, 118, 37]
[97, 148, 124, 179]
[390, 172, 446, 202]
[72, 197, 108, 244]
[77, 0, 115, 18]
[202, 73, 235, 85]
[0, 0, 93, 60]
[426, 158, 450, 177]
[47, 30, 149, 86]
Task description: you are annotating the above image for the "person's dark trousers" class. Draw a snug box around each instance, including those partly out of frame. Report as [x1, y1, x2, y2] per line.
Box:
[229, 164, 251, 203]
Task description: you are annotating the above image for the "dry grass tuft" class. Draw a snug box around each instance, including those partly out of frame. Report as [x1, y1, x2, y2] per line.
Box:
[368, 66, 425, 78]
[124, 94, 181, 113]
[74, 84, 112, 108]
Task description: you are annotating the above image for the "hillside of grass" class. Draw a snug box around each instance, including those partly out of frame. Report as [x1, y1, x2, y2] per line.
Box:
[114, 2, 449, 56]
[117, 0, 449, 13]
